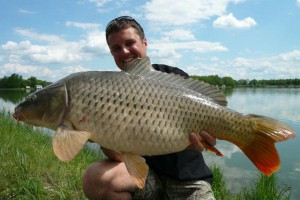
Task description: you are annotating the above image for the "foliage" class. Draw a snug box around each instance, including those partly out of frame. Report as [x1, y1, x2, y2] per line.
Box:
[0, 73, 51, 89]
[191, 75, 300, 88]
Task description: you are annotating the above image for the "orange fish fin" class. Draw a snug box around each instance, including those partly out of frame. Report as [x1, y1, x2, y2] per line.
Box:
[53, 126, 91, 162]
[240, 136, 279, 176]
[237, 115, 296, 176]
[202, 142, 223, 156]
[122, 153, 149, 189]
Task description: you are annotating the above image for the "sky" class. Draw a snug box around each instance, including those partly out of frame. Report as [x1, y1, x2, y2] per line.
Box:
[1, 0, 300, 82]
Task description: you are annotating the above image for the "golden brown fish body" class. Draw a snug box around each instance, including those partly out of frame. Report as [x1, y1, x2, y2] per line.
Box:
[13, 57, 296, 189]
[66, 71, 251, 155]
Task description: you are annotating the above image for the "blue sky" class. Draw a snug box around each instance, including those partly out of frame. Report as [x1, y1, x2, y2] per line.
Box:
[1, 0, 300, 82]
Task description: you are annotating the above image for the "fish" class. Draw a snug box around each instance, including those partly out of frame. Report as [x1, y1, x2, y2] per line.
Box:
[12, 56, 296, 189]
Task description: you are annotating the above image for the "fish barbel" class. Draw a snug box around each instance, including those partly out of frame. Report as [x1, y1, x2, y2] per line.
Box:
[13, 57, 296, 189]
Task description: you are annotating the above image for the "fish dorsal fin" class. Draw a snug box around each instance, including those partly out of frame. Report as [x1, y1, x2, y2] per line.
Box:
[53, 124, 91, 161]
[124, 57, 227, 106]
[122, 153, 149, 189]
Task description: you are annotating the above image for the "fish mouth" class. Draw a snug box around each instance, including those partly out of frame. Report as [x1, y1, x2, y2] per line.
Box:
[12, 112, 24, 121]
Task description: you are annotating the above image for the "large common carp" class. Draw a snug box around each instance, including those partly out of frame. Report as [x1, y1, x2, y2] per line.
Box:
[13, 57, 296, 189]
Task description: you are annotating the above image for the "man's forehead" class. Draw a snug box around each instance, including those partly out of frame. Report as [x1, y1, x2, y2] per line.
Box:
[107, 28, 140, 45]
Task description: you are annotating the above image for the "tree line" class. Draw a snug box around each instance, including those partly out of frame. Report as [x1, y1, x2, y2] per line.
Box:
[0, 73, 52, 89]
[191, 75, 300, 88]
[1, 73, 300, 89]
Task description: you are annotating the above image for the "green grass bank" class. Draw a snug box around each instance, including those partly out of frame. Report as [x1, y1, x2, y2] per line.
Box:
[0, 110, 292, 199]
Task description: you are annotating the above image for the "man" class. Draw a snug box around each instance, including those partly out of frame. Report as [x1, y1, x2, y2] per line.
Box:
[82, 16, 217, 200]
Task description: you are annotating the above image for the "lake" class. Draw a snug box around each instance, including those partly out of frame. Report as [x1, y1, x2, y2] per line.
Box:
[1, 88, 299, 199]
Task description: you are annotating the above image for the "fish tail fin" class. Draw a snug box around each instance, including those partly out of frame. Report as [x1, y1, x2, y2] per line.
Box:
[239, 115, 296, 176]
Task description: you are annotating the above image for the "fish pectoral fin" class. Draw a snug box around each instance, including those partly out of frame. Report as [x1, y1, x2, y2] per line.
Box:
[123, 153, 149, 189]
[53, 126, 91, 162]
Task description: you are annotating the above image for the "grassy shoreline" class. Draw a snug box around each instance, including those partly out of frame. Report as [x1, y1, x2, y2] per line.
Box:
[0, 110, 292, 199]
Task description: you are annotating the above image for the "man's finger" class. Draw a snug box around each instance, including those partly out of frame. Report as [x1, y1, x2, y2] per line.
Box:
[199, 131, 216, 146]
[189, 132, 205, 152]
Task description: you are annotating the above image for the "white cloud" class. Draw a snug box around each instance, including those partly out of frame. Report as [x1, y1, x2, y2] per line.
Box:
[0, 27, 110, 81]
[162, 29, 196, 41]
[187, 50, 300, 80]
[143, 0, 228, 26]
[2, 40, 86, 65]
[1, 41, 19, 51]
[0, 62, 92, 82]
[66, 21, 100, 30]
[18, 8, 35, 15]
[1, 28, 109, 66]
[213, 13, 257, 29]
[149, 41, 228, 53]
[279, 50, 300, 61]
[62, 65, 90, 73]
[295, 162, 300, 172]
[14, 28, 62, 43]
[1, 63, 37, 74]
[149, 48, 182, 66]
[297, 0, 300, 7]
[148, 39, 228, 65]
[86, 0, 112, 7]
[82, 30, 108, 53]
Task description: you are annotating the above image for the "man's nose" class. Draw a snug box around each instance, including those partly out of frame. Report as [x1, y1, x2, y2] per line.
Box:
[121, 47, 130, 55]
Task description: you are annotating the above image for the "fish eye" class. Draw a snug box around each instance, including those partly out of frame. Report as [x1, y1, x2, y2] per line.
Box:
[25, 94, 37, 102]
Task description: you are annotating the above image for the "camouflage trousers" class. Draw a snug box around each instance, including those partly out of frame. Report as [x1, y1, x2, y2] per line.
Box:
[133, 169, 215, 200]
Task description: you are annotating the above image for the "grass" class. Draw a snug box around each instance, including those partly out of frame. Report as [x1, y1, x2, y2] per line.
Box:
[0, 110, 103, 199]
[210, 165, 291, 200]
[0, 110, 292, 199]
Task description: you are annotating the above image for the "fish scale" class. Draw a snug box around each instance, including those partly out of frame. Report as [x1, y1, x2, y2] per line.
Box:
[13, 57, 296, 189]
[63, 70, 249, 155]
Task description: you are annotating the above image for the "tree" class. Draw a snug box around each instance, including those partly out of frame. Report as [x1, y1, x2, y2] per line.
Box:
[249, 79, 258, 87]
[28, 76, 38, 88]
[4, 73, 24, 88]
[222, 77, 236, 87]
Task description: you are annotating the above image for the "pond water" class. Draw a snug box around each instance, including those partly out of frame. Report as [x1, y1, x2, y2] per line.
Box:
[1, 88, 299, 199]
[204, 88, 300, 200]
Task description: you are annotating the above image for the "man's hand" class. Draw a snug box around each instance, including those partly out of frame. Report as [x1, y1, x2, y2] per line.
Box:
[189, 131, 216, 152]
[189, 131, 223, 156]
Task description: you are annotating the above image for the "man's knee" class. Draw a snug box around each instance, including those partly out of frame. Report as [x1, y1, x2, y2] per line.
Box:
[82, 161, 114, 199]
[82, 160, 135, 200]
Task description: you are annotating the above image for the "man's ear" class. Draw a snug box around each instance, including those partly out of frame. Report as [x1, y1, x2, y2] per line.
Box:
[143, 38, 148, 47]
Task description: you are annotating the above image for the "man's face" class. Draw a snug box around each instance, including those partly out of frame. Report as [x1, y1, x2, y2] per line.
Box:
[107, 27, 148, 70]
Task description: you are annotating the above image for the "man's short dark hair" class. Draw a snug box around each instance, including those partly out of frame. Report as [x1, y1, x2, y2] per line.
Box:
[105, 16, 145, 44]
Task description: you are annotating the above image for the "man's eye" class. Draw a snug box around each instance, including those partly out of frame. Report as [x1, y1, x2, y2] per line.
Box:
[111, 47, 121, 53]
[126, 41, 135, 46]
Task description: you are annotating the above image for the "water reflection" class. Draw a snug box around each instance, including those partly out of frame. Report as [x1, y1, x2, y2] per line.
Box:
[203, 88, 300, 199]
[0, 89, 31, 104]
[0, 90, 30, 113]
[226, 88, 300, 123]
